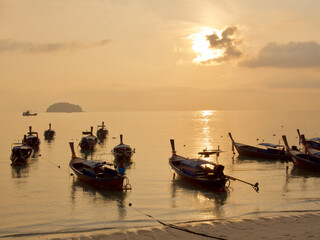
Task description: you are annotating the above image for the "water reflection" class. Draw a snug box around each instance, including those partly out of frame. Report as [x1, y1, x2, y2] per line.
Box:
[233, 155, 286, 164]
[11, 164, 30, 178]
[11, 155, 38, 178]
[199, 110, 214, 151]
[80, 150, 95, 160]
[44, 138, 55, 144]
[282, 165, 320, 193]
[98, 137, 108, 145]
[170, 178, 228, 219]
[71, 178, 129, 220]
[289, 165, 320, 178]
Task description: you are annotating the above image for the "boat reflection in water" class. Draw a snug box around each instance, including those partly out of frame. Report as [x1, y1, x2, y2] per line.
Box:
[170, 177, 229, 220]
[71, 178, 129, 220]
[11, 164, 31, 179]
[289, 165, 320, 179]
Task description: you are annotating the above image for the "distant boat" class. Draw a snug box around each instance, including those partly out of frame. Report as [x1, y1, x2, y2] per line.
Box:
[44, 123, 56, 140]
[10, 141, 34, 166]
[79, 126, 98, 151]
[96, 122, 109, 140]
[22, 110, 37, 116]
[22, 126, 40, 150]
[282, 135, 320, 170]
[69, 142, 126, 190]
[169, 139, 259, 192]
[229, 132, 287, 160]
[112, 134, 134, 161]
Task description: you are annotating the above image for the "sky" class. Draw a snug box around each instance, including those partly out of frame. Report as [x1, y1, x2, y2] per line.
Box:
[1, 0, 320, 112]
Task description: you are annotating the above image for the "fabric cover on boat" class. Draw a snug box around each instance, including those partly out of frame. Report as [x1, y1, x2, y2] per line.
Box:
[258, 143, 283, 148]
[181, 159, 211, 168]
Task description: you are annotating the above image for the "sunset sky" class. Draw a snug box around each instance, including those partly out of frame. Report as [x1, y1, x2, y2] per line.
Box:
[1, 0, 320, 112]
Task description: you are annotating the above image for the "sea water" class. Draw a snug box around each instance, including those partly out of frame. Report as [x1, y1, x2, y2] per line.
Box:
[1, 110, 320, 238]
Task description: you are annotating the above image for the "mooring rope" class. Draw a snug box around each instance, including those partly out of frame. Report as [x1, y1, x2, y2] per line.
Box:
[129, 204, 227, 240]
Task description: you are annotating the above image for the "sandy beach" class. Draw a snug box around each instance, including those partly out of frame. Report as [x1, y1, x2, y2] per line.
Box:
[45, 213, 320, 240]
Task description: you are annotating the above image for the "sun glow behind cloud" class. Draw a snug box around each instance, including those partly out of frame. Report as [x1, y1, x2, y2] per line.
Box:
[189, 29, 223, 64]
[189, 26, 242, 65]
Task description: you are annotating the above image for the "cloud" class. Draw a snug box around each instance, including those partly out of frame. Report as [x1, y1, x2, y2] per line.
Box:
[0, 39, 112, 53]
[264, 77, 320, 90]
[205, 26, 242, 63]
[241, 41, 320, 68]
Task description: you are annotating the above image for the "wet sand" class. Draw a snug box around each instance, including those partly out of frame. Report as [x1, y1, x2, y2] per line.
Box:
[49, 213, 320, 240]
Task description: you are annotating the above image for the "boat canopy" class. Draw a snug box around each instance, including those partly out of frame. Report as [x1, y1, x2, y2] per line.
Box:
[114, 144, 131, 149]
[258, 143, 283, 149]
[311, 138, 320, 142]
[82, 160, 106, 168]
[181, 158, 212, 168]
[12, 145, 32, 150]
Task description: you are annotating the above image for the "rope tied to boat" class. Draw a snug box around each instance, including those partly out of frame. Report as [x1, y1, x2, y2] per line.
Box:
[128, 203, 227, 240]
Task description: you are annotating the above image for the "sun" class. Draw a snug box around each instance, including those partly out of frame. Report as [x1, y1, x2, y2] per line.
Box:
[188, 28, 224, 64]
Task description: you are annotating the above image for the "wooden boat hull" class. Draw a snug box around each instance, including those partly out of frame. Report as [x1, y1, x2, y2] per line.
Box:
[112, 151, 133, 161]
[10, 146, 34, 166]
[79, 137, 97, 150]
[289, 151, 320, 170]
[23, 136, 40, 149]
[169, 156, 226, 192]
[97, 129, 108, 139]
[233, 142, 287, 160]
[112, 135, 134, 161]
[44, 130, 55, 139]
[69, 158, 124, 190]
[73, 171, 124, 190]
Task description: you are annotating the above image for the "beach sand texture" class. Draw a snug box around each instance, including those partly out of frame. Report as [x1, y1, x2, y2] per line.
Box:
[49, 213, 320, 240]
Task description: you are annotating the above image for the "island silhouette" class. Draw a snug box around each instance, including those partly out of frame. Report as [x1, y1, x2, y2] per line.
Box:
[46, 102, 83, 113]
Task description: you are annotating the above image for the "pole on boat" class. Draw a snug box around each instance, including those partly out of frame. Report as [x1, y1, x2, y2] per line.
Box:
[69, 142, 76, 158]
[300, 134, 307, 153]
[228, 132, 235, 154]
[226, 175, 259, 192]
[120, 134, 123, 144]
[170, 139, 176, 154]
[282, 135, 290, 150]
[90, 126, 93, 135]
[297, 129, 301, 144]
[281, 135, 291, 163]
[49, 123, 51, 130]
[29, 126, 32, 135]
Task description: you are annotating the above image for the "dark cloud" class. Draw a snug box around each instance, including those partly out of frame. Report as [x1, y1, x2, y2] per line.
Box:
[0, 39, 112, 53]
[241, 41, 320, 68]
[205, 26, 242, 63]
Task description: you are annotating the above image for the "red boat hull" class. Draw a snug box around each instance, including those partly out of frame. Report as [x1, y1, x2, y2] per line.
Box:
[234, 142, 287, 160]
[74, 172, 124, 190]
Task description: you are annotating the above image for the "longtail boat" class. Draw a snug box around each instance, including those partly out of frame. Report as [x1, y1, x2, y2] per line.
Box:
[169, 139, 259, 192]
[229, 132, 287, 160]
[69, 142, 129, 190]
[10, 140, 34, 166]
[22, 126, 40, 150]
[112, 134, 134, 161]
[297, 129, 320, 150]
[96, 122, 109, 140]
[79, 127, 98, 151]
[282, 135, 320, 170]
[44, 123, 56, 140]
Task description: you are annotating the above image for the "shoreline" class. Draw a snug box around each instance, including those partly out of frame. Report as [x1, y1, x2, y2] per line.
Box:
[9, 212, 320, 240]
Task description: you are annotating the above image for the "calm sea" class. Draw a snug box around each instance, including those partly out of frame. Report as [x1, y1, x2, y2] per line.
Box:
[1, 110, 320, 239]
